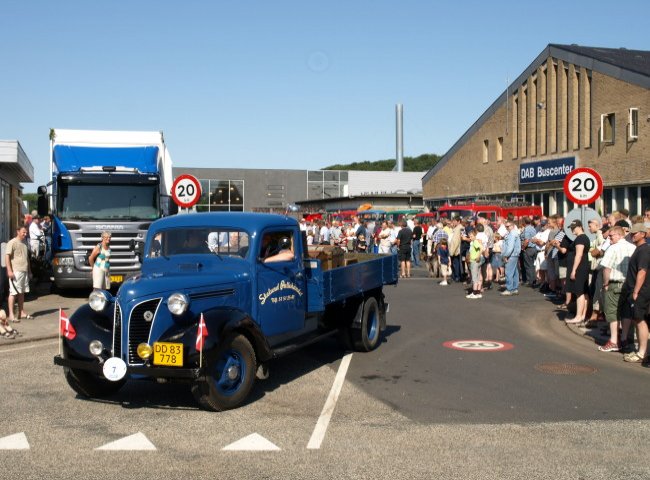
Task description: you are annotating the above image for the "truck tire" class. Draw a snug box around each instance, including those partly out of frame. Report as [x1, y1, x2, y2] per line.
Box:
[192, 333, 256, 411]
[64, 367, 126, 398]
[352, 297, 381, 352]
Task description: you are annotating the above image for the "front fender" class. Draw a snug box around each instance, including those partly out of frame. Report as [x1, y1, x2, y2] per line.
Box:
[65, 304, 115, 360]
[158, 307, 272, 367]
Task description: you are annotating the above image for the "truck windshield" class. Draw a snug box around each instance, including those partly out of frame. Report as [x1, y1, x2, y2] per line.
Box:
[438, 209, 473, 220]
[58, 184, 159, 221]
[148, 228, 250, 258]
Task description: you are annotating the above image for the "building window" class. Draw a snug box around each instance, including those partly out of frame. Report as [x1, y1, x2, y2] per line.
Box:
[483, 139, 489, 163]
[497, 137, 503, 162]
[629, 108, 639, 140]
[600, 113, 615, 144]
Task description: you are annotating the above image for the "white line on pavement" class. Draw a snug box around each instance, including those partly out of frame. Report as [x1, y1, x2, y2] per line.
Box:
[307, 352, 353, 450]
[0, 341, 58, 354]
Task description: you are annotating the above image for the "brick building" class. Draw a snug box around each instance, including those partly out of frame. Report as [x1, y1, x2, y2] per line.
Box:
[423, 44, 650, 217]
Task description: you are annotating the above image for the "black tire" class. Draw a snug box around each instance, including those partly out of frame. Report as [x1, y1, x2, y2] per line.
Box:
[64, 367, 126, 398]
[192, 333, 256, 411]
[352, 297, 381, 352]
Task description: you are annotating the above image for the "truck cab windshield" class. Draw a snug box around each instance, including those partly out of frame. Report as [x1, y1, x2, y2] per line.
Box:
[148, 228, 250, 258]
[58, 184, 159, 221]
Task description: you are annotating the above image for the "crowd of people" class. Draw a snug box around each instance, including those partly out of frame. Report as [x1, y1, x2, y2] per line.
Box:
[0, 211, 53, 339]
[299, 206, 650, 366]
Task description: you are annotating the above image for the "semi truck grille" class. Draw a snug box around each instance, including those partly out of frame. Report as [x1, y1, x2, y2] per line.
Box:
[127, 298, 162, 365]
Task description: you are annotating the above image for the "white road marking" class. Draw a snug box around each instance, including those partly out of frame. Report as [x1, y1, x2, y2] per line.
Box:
[0, 432, 30, 450]
[307, 352, 353, 450]
[0, 341, 58, 354]
[95, 432, 157, 451]
[222, 433, 280, 451]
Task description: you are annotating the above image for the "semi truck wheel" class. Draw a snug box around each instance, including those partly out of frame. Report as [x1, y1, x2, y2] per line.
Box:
[64, 367, 125, 398]
[192, 333, 256, 411]
[352, 297, 381, 352]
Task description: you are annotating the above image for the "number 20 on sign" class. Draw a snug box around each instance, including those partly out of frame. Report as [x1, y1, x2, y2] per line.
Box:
[563, 167, 603, 205]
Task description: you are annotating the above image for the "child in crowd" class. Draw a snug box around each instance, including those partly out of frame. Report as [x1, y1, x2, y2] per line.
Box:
[437, 238, 450, 285]
[466, 230, 484, 299]
[355, 234, 367, 253]
[492, 233, 504, 283]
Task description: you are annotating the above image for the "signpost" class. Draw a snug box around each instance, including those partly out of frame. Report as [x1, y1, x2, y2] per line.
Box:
[563, 168, 604, 240]
[171, 174, 202, 210]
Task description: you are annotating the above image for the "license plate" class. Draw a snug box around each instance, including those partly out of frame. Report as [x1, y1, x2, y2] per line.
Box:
[110, 275, 124, 283]
[153, 342, 183, 367]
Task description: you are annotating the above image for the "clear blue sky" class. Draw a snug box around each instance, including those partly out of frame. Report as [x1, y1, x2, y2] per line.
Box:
[2, 0, 649, 190]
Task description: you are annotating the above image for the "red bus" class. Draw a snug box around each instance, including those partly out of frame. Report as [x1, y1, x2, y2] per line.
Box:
[436, 201, 542, 223]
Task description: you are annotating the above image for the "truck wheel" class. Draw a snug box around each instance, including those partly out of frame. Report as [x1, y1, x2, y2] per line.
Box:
[352, 297, 381, 352]
[64, 367, 125, 398]
[192, 334, 256, 411]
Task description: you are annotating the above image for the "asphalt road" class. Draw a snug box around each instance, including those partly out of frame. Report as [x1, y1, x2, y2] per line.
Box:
[1, 272, 649, 479]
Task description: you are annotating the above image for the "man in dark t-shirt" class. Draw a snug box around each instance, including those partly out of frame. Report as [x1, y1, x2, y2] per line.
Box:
[396, 221, 413, 278]
[620, 223, 650, 364]
[411, 219, 423, 267]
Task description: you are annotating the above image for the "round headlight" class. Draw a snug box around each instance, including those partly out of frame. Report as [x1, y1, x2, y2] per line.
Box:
[137, 343, 153, 360]
[167, 293, 189, 316]
[89, 290, 110, 312]
[89, 340, 104, 356]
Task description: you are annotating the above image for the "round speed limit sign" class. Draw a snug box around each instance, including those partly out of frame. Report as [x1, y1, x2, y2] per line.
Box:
[172, 174, 202, 208]
[563, 168, 603, 205]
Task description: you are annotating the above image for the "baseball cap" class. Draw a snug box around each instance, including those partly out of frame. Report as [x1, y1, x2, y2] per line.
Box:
[614, 220, 628, 228]
[629, 223, 648, 234]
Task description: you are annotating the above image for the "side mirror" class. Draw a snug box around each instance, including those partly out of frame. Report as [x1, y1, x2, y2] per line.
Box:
[129, 239, 145, 262]
[37, 185, 49, 217]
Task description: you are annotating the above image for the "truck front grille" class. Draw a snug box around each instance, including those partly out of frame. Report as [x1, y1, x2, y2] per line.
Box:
[127, 298, 162, 365]
[78, 231, 145, 271]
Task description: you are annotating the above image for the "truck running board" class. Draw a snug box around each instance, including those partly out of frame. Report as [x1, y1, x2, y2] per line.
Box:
[270, 329, 339, 359]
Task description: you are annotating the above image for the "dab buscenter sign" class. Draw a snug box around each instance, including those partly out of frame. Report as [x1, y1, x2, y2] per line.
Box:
[443, 340, 514, 352]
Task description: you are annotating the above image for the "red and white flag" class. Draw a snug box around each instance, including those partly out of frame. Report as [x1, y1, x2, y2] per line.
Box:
[59, 308, 76, 340]
[196, 313, 208, 352]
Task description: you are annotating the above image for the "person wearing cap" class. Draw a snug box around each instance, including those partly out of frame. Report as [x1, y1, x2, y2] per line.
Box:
[565, 220, 591, 324]
[618, 223, 650, 363]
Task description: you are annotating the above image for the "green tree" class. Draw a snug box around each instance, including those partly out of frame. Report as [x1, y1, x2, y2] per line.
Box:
[323, 153, 441, 171]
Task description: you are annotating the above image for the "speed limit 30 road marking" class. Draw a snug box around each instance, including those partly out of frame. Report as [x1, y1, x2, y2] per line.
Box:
[443, 340, 514, 352]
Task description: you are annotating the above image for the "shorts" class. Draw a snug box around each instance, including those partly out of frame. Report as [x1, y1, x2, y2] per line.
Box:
[397, 247, 412, 262]
[470, 261, 481, 284]
[8, 271, 30, 295]
[92, 267, 111, 290]
[491, 252, 503, 269]
[619, 285, 650, 320]
[535, 251, 547, 271]
[603, 283, 624, 322]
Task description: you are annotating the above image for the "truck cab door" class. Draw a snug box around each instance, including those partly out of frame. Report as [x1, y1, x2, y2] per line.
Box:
[255, 230, 306, 337]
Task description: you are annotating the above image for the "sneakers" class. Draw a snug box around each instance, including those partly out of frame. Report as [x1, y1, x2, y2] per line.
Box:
[439, 280, 448, 286]
[543, 292, 558, 298]
[565, 317, 585, 325]
[623, 351, 646, 363]
[598, 341, 620, 352]
[466, 293, 482, 299]
[500, 290, 519, 296]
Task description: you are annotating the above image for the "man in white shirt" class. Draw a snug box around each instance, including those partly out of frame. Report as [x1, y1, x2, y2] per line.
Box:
[319, 221, 330, 245]
[29, 216, 43, 256]
[598, 225, 636, 352]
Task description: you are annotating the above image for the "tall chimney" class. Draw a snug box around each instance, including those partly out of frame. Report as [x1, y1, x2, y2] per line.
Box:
[395, 103, 404, 172]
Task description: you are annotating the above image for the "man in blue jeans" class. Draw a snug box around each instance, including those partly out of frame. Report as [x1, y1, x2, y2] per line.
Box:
[501, 220, 521, 295]
[411, 219, 422, 267]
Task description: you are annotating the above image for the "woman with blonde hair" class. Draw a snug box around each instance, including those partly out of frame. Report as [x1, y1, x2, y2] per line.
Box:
[89, 231, 112, 290]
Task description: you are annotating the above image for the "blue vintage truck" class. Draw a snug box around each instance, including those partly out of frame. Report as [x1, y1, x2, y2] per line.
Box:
[54, 213, 398, 410]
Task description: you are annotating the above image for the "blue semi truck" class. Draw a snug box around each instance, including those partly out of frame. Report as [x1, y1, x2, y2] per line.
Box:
[54, 212, 398, 411]
[37, 129, 176, 290]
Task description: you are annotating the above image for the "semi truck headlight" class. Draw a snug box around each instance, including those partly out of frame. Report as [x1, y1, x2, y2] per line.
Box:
[89, 340, 104, 356]
[167, 293, 189, 315]
[137, 343, 153, 360]
[89, 290, 111, 312]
